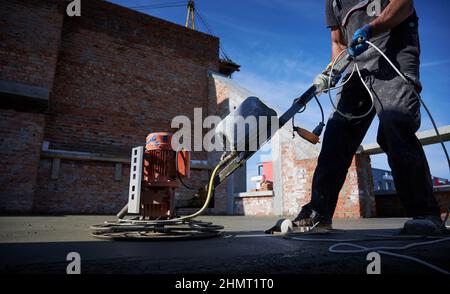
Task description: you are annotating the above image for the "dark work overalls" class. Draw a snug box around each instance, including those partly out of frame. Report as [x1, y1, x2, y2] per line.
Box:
[302, 0, 440, 223]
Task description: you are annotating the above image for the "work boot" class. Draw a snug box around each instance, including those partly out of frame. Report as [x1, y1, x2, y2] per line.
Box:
[292, 205, 332, 233]
[264, 219, 293, 235]
[401, 216, 446, 236]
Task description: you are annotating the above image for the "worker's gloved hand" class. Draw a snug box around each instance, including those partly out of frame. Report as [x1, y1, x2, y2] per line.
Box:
[313, 62, 341, 94]
[348, 24, 373, 57]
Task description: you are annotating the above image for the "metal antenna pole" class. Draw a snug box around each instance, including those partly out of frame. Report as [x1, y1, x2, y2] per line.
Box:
[185, 0, 195, 29]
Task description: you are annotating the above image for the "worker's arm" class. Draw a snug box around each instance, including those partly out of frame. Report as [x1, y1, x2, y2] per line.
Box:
[331, 27, 347, 62]
[313, 27, 347, 93]
[370, 0, 415, 36]
[348, 0, 415, 56]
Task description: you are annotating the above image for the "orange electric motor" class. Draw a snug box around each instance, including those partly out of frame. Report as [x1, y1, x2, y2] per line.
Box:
[141, 132, 190, 219]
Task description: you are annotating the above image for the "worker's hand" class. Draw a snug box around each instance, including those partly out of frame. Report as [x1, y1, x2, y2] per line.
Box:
[313, 62, 341, 94]
[348, 24, 373, 57]
[313, 73, 330, 93]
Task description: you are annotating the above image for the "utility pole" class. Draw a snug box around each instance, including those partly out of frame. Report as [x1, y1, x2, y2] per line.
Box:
[185, 0, 195, 30]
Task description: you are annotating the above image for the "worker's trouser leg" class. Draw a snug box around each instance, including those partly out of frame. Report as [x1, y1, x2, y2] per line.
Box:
[305, 74, 440, 223]
[372, 75, 439, 217]
[307, 75, 375, 223]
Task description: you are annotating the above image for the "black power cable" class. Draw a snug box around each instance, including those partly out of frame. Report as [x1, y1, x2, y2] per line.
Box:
[291, 94, 326, 139]
[175, 149, 200, 190]
[195, 10, 231, 61]
[312, 93, 326, 136]
[130, 1, 187, 10]
[314, 93, 325, 124]
[129, 2, 233, 62]
[291, 100, 307, 138]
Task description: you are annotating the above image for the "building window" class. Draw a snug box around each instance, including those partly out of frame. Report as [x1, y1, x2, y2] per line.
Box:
[257, 165, 263, 176]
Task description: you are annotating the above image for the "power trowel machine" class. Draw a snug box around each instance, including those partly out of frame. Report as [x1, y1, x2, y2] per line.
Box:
[90, 53, 352, 240]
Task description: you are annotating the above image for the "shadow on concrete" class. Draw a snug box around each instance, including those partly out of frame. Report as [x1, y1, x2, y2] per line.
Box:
[0, 228, 449, 274]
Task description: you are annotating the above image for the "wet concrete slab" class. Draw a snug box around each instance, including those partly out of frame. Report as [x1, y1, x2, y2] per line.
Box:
[0, 216, 449, 274]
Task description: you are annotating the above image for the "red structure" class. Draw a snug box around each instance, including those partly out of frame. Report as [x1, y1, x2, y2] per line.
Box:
[141, 132, 190, 219]
[433, 177, 449, 186]
[259, 162, 273, 183]
[252, 161, 273, 192]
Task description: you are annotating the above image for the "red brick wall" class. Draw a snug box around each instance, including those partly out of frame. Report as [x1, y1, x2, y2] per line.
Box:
[234, 197, 273, 216]
[0, 0, 63, 89]
[281, 140, 376, 219]
[375, 194, 406, 217]
[0, 0, 64, 213]
[34, 159, 130, 214]
[353, 154, 376, 217]
[375, 190, 450, 218]
[0, 110, 45, 213]
[36, 0, 219, 214]
[1, 0, 222, 214]
[435, 191, 450, 216]
[45, 0, 219, 155]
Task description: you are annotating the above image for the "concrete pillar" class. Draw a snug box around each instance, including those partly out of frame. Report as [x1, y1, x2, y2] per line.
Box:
[353, 153, 376, 218]
[271, 132, 284, 216]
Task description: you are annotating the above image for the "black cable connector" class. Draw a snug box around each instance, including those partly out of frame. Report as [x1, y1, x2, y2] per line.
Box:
[312, 122, 326, 137]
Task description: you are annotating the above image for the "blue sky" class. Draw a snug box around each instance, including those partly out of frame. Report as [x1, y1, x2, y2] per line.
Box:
[109, 0, 450, 188]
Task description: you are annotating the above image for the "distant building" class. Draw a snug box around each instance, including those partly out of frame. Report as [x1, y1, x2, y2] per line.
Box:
[372, 168, 450, 217]
[250, 162, 273, 192]
[372, 168, 396, 195]
[372, 168, 449, 195]
[433, 177, 449, 186]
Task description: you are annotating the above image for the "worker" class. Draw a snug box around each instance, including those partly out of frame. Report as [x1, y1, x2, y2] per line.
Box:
[293, 0, 445, 235]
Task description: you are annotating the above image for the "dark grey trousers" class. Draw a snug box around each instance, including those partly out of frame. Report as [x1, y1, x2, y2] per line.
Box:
[307, 71, 440, 222]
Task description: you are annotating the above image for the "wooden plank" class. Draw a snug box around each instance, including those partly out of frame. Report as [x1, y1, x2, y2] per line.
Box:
[0, 79, 49, 100]
[434, 185, 450, 193]
[361, 126, 450, 155]
[234, 191, 274, 198]
[51, 158, 61, 180]
[41, 150, 130, 164]
[41, 149, 213, 170]
[114, 163, 122, 181]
